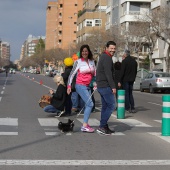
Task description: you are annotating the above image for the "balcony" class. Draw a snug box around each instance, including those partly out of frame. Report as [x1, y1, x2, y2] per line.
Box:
[120, 10, 149, 23]
[106, 6, 111, 14]
[151, 0, 161, 9]
[120, 0, 152, 5]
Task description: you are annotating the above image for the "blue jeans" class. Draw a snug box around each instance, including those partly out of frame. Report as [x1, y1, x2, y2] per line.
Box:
[97, 87, 115, 128]
[75, 84, 93, 123]
[71, 91, 84, 109]
[71, 92, 79, 108]
[43, 105, 60, 113]
[123, 82, 135, 110]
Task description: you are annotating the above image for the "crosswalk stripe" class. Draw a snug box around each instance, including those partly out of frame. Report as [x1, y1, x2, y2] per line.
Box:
[148, 132, 170, 143]
[38, 118, 59, 126]
[45, 132, 60, 136]
[154, 120, 161, 123]
[117, 119, 152, 127]
[0, 118, 18, 126]
[0, 132, 18, 135]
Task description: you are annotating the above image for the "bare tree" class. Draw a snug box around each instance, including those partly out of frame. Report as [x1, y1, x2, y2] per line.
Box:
[136, 5, 170, 71]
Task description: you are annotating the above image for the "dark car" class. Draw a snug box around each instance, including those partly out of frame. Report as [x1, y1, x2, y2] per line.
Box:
[36, 70, 40, 74]
[49, 70, 54, 77]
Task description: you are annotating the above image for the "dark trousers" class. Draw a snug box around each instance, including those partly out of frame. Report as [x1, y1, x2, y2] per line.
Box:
[123, 82, 135, 110]
[65, 94, 72, 114]
[97, 87, 115, 127]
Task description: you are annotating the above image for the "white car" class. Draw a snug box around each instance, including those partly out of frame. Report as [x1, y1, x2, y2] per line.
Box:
[9, 69, 15, 74]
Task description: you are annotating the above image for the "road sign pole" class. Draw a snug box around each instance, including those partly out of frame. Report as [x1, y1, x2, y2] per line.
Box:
[162, 95, 170, 136]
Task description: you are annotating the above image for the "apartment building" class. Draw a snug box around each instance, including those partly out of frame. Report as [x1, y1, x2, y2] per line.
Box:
[77, 0, 107, 43]
[150, 0, 170, 71]
[21, 35, 45, 59]
[105, 0, 119, 30]
[0, 41, 10, 61]
[45, 0, 83, 53]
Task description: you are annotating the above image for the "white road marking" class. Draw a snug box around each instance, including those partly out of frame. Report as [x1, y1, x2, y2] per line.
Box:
[3, 87, 5, 89]
[45, 132, 60, 136]
[154, 120, 161, 123]
[0, 97, 2, 102]
[0, 118, 18, 126]
[1, 91, 4, 94]
[1, 160, 170, 165]
[148, 102, 162, 106]
[95, 107, 151, 127]
[0, 132, 18, 135]
[148, 132, 170, 144]
[38, 118, 59, 126]
[117, 119, 152, 127]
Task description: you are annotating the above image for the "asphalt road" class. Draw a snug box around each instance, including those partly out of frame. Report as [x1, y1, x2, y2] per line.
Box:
[0, 71, 170, 170]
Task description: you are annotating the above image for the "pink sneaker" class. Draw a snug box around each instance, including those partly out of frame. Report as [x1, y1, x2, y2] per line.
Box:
[81, 124, 95, 133]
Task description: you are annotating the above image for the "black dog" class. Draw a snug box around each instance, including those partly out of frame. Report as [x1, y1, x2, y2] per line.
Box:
[58, 119, 74, 133]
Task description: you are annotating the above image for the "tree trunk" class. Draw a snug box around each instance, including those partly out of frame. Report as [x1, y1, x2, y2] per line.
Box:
[149, 52, 153, 71]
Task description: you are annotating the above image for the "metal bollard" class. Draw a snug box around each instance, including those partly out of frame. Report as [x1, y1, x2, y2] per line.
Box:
[117, 90, 125, 119]
[162, 95, 170, 136]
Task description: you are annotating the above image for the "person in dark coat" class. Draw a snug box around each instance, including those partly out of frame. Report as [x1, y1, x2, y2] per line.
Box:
[61, 57, 74, 116]
[118, 50, 137, 113]
[43, 75, 66, 116]
[114, 61, 122, 99]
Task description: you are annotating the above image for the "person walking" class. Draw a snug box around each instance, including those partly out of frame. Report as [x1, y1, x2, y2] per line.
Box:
[67, 44, 96, 133]
[5, 69, 8, 77]
[118, 50, 137, 113]
[96, 41, 117, 135]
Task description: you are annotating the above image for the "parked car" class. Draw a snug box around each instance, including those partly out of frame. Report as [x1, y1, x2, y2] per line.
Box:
[45, 70, 50, 76]
[9, 69, 15, 74]
[140, 72, 170, 93]
[49, 70, 54, 77]
[52, 70, 60, 76]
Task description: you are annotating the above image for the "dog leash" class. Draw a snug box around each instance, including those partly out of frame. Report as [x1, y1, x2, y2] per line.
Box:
[71, 88, 97, 124]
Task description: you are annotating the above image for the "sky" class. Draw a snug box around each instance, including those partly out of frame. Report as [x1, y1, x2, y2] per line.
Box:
[0, 0, 52, 62]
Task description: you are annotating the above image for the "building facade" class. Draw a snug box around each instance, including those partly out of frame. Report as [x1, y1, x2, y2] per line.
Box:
[77, 0, 107, 43]
[0, 41, 10, 61]
[150, 0, 170, 71]
[45, 0, 83, 54]
[20, 35, 45, 59]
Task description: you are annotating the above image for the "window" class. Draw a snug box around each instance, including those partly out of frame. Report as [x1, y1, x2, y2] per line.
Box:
[60, 4, 63, 8]
[94, 19, 101, 26]
[149, 73, 153, 78]
[74, 31, 77, 33]
[74, 22, 77, 24]
[86, 20, 92, 26]
[59, 22, 62, 25]
[75, 4, 77, 6]
[59, 13, 62, 17]
[59, 31, 62, 35]
[58, 39, 62, 44]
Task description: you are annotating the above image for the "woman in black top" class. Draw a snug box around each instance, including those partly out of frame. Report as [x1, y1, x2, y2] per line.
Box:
[43, 75, 66, 115]
[61, 57, 74, 115]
